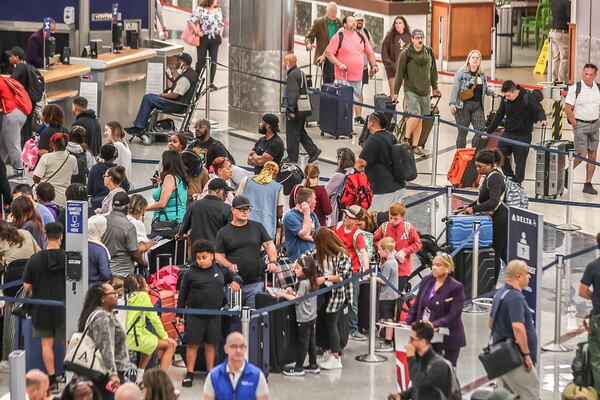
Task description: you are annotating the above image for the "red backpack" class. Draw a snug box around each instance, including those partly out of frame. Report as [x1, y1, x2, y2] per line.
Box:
[3, 77, 32, 115]
[338, 169, 373, 210]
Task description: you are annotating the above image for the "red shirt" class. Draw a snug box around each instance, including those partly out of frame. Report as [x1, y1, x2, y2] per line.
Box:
[373, 220, 422, 277]
[333, 223, 366, 273]
[0, 77, 18, 114]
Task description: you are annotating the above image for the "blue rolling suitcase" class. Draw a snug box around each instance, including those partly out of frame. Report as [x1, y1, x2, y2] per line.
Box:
[319, 83, 353, 139]
[15, 316, 65, 374]
[447, 215, 493, 249]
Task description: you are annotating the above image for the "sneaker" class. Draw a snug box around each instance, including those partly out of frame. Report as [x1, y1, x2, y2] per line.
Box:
[354, 116, 365, 126]
[375, 343, 395, 353]
[413, 146, 424, 156]
[307, 148, 322, 163]
[0, 361, 9, 373]
[304, 364, 321, 374]
[319, 355, 343, 370]
[125, 126, 143, 135]
[281, 158, 298, 164]
[318, 351, 332, 363]
[583, 182, 598, 194]
[283, 367, 305, 376]
[350, 331, 366, 341]
[182, 373, 194, 387]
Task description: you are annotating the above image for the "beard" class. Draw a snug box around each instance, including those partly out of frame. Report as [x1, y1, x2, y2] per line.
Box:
[258, 126, 267, 135]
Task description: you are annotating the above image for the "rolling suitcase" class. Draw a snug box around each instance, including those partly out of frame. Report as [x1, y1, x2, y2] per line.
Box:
[306, 61, 321, 124]
[417, 96, 441, 147]
[446, 215, 493, 249]
[249, 311, 270, 378]
[373, 77, 396, 130]
[447, 148, 479, 188]
[535, 128, 572, 199]
[460, 132, 494, 188]
[453, 248, 496, 299]
[319, 81, 354, 139]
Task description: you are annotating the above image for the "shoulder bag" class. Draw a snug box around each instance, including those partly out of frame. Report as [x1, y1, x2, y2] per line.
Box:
[478, 289, 525, 379]
[151, 177, 181, 233]
[64, 310, 110, 381]
[296, 71, 313, 117]
[458, 73, 478, 102]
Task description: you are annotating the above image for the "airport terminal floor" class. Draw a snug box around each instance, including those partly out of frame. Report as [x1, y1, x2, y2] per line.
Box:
[1, 38, 598, 400]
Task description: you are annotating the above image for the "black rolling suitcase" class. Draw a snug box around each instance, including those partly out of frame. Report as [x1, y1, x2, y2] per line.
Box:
[306, 60, 321, 124]
[453, 248, 496, 299]
[249, 312, 270, 378]
[535, 127, 572, 199]
[373, 77, 396, 130]
[417, 96, 441, 147]
[319, 81, 353, 139]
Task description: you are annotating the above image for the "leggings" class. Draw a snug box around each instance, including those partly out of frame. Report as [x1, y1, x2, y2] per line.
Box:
[323, 308, 341, 354]
[196, 35, 221, 83]
[0, 109, 25, 170]
[295, 319, 317, 368]
[454, 101, 485, 148]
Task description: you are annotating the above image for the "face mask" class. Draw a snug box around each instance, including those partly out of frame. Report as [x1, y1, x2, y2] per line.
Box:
[258, 126, 267, 135]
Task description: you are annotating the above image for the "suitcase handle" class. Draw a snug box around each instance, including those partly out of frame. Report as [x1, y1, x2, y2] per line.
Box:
[431, 95, 442, 110]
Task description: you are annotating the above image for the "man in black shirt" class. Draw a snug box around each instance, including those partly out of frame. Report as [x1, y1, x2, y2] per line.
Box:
[248, 113, 285, 174]
[550, 0, 571, 82]
[579, 232, 600, 395]
[358, 112, 404, 212]
[486, 80, 547, 184]
[177, 178, 233, 244]
[71, 96, 102, 157]
[188, 118, 232, 168]
[215, 196, 278, 308]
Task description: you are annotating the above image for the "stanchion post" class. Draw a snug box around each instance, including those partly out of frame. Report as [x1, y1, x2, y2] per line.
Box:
[557, 149, 581, 231]
[430, 114, 440, 187]
[445, 185, 453, 220]
[356, 271, 387, 363]
[205, 56, 211, 120]
[542, 254, 573, 352]
[491, 27, 496, 81]
[547, 36, 554, 84]
[9, 350, 26, 400]
[241, 306, 251, 359]
[464, 221, 487, 313]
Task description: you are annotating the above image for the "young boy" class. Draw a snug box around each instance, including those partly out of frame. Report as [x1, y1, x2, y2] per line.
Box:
[177, 239, 243, 387]
[375, 237, 399, 352]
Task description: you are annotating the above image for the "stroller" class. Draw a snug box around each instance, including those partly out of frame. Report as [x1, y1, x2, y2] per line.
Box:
[403, 233, 443, 293]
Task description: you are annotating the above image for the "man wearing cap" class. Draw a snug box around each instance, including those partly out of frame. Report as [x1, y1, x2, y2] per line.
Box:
[393, 28, 440, 156]
[188, 118, 232, 168]
[304, 2, 342, 84]
[283, 188, 320, 262]
[177, 178, 233, 244]
[126, 53, 197, 135]
[25, 18, 56, 68]
[353, 12, 376, 126]
[248, 114, 285, 174]
[215, 196, 278, 308]
[102, 192, 148, 278]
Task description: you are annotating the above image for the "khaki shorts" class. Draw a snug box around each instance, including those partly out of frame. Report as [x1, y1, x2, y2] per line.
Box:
[405, 91, 431, 116]
[573, 120, 600, 154]
[33, 325, 66, 341]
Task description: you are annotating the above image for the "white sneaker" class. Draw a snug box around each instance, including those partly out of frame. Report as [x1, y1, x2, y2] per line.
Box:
[319, 355, 343, 370]
[0, 361, 9, 373]
[318, 351, 332, 363]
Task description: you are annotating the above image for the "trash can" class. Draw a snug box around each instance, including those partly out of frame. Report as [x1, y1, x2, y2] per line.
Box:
[496, 5, 513, 67]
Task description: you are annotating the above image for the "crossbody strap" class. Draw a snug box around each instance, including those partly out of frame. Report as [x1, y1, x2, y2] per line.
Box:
[44, 155, 71, 183]
[488, 288, 513, 344]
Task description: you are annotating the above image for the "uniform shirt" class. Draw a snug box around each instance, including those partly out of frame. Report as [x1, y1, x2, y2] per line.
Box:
[326, 30, 374, 82]
[565, 80, 600, 121]
[203, 361, 269, 397]
[581, 257, 600, 315]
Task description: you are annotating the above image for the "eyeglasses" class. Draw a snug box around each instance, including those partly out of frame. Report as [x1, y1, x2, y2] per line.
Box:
[103, 174, 109, 178]
[228, 344, 247, 350]
[235, 207, 251, 213]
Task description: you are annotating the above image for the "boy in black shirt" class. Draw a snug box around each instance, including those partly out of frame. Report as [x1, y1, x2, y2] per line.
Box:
[177, 240, 242, 387]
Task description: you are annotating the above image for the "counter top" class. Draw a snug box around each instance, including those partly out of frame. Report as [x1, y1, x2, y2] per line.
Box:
[40, 64, 91, 84]
[70, 48, 157, 71]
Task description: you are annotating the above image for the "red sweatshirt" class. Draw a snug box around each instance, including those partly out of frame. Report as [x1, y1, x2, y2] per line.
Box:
[373, 220, 422, 277]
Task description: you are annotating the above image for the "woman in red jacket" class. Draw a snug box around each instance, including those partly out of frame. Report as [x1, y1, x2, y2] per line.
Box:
[289, 164, 332, 227]
[373, 202, 422, 292]
[0, 76, 31, 171]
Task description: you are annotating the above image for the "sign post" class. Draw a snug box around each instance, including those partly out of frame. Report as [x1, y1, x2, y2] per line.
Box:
[65, 201, 89, 339]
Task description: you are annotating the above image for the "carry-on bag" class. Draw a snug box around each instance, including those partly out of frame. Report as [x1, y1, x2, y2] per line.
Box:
[249, 311, 270, 378]
[306, 61, 321, 124]
[453, 248, 496, 299]
[391, 141, 417, 182]
[276, 163, 304, 195]
[319, 76, 354, 138]
[447, 148, 480, 188]
[373, 76, 396, 130]
[446, 215, 493, 249]
[417, 95, 441, 147]
[535, 127, 572, 199]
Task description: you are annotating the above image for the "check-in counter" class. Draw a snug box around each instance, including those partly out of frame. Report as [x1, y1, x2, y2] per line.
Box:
[40, 64, 91, 127]
[141, 39, 184, 93]
[70, 48, 157, 127]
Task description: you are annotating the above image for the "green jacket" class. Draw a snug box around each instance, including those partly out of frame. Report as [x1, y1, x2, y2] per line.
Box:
[125, 291, 168, 347]
[394, 44, 438, 97]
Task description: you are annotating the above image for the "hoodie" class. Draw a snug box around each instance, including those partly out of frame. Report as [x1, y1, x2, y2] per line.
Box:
[394, 44, 438, 97]
[73, 109, 102, 156]
[22, 248, 66, 330]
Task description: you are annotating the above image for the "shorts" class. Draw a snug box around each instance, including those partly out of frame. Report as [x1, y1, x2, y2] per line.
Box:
[33, 325, 66, 341]
[185, 315, 221, 345]
[405, 91, 431, 115]
[573, 120, 600, 154]
[379, 300, 396, 320]
[362, 68, 369, 85]
[335, 79, 362, 102]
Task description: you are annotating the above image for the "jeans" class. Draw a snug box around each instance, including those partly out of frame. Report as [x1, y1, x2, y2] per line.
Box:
[285, 115, 319, 162]
[295, 319, 317, 369]
[498, 132, 532, 184]
[242, 281, 264, 309]
[196, 35, 221, 83]
[348, 276, 360, 333]
[323, 308, 341, 354]
[133, 94, 168, 129]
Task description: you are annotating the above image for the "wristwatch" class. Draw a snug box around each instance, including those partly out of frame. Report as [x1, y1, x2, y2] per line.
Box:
[268, 261, 277, 266]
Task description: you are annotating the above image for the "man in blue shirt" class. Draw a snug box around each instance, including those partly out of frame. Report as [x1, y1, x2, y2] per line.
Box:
[489, 259, 538, 399]
[283, 187, 320, 261]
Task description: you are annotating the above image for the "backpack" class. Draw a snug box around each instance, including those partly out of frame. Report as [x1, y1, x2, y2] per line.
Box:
[21, 137, 40, 171]
[391, 142, 417, 182]
[381, 221, 412, 241]
[335, 222, 373, 270]
[572, 341, 595, 388]
[504, 176, 528, 209]
[335, 30, 366, 57]
[431, 357, 462, 400]
[25, 64, 45, 103]
[338, 169, 373, 210]
[523, 88, 544, 122]
[3, 76, 33, 115]
[69, 150, 89, 185]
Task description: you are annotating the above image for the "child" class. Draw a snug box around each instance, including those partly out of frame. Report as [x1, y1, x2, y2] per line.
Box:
[375, 237, 399, 352]
[276, 254, 320, 376]
[104, 121, 132, 180]
[177, 239, 242, 387]
[124, 274, 177, 379]
[127, 194, 156, 254]
[35, 182, 61, 220]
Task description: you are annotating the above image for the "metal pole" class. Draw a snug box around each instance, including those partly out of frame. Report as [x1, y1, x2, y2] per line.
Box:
[241, 306, 251, 359]
[9, 350, 26, 400]
[438, 16, 444, 71]
[547, 36, 554, 83]
[445, 185, 453, 220]
[491, 27, 496, 81]
[356, 271, 387, 363]
[430, 114, 441, 187]
[205, 56, 211, 120]
[542, 254, 573, 352]
[557, 149, 581, 231]
[464, 221, 487, 313]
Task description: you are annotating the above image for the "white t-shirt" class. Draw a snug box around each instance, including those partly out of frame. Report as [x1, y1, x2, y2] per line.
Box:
[127, 215, 150, 243]
[33, 150, 79, 206]
[565, 80, 600, 120]
[113, 141, 132, 181]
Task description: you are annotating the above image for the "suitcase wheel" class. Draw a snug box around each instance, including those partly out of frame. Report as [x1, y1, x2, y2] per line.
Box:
[335, 136, 339, 140]
[320, 131, 324, 136]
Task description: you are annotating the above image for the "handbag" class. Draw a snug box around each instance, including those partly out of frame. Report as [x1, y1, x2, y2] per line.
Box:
[11, 288, 31, 319]
[151, 181, 180, 233]
[478, 289, 525, 379]
[181, 22, 200, 47]
[296, 71, 313, 118]
[64, 310, 110, 382]
[458, 73, 478, 101]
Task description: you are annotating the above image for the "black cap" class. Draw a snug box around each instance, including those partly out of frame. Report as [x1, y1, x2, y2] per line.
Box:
[100, 143, 119, 161]
[112, 192, 130, 207]
[177, 52, 193, 66]
[208, 178, 235, 192]
[261, 113, 280, 133]
[5, 46, 25, 59]
[231, 196, 251, 209]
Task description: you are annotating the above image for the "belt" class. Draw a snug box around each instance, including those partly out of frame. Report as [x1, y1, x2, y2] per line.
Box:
[576, 119, 599, 124]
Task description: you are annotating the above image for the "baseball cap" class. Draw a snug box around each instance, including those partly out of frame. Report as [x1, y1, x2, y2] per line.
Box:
[5, 46, 25, 59]
[261, 113, 280, 133]
[353, 12, 365, 20]
[411, 28, 425, 38]
[177, 52, 193, 66]
[231, 196, 251, 209]
[112, 192, 130, 208]
[208, 178, 235, 192]
[342, 205, 364, 220]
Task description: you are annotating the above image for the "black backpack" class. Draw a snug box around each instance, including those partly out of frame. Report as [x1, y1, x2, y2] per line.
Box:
[25, 64, 45, 103]
[572, 341, 595, 388]
[335, 30, 366, 56]
[69, 150, 88, 185]
[522, 88, 544, 122]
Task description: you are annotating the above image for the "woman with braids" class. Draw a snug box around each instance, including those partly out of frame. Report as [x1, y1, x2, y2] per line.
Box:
[77, 283, 129, 399]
